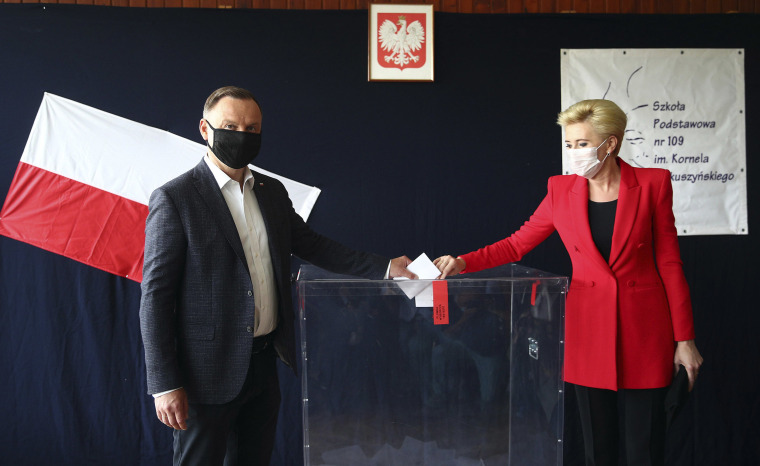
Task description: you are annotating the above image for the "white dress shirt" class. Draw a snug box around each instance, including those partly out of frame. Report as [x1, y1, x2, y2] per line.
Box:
[204, 155, 278, 337]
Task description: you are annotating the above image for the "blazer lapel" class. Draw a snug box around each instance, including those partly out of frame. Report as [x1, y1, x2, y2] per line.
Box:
[192, 160, 248, 270]
[609, 159, 641, 267]
[569, 175, 611, 272]
[251, 174, 283, 277]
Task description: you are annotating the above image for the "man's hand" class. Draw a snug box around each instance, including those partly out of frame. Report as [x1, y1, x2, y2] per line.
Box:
[154, 388, 188, 430]
[389, 255, 417, 279]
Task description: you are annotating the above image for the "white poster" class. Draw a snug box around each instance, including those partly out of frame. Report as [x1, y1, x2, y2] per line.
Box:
[561, 49, 747, 235]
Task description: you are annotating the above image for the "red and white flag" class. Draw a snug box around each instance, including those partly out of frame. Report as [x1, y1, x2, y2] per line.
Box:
[0, 93, 321, 282]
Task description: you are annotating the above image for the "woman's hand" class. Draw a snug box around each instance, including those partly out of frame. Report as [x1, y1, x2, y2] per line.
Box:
[674, 339, 704, 391]
[433, 255, 466, 278]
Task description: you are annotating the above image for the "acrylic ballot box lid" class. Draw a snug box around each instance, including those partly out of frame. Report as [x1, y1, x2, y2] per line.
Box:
[297, 263, 568, 466]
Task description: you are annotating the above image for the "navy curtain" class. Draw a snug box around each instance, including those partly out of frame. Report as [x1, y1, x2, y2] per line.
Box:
[0, 5, 758, 464]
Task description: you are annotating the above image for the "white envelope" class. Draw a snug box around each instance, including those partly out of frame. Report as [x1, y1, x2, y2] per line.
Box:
[394, 253, 440, 307]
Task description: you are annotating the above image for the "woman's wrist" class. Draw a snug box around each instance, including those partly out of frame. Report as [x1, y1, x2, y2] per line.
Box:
[456, 257, 466, 273]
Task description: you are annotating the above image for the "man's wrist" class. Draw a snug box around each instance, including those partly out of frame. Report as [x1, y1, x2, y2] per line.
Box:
[153, 387, 182, 398]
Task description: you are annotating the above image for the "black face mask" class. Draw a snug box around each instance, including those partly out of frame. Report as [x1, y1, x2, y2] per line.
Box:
[205, 120, 262, 169]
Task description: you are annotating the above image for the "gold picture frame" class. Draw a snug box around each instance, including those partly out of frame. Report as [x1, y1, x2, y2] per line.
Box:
[368, 3, 434, 82]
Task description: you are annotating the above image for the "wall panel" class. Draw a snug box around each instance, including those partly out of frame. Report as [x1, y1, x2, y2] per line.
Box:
[2, 0, 758, 12]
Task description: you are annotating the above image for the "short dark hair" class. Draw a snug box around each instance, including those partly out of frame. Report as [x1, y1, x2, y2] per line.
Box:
[203, 86, 261, 118]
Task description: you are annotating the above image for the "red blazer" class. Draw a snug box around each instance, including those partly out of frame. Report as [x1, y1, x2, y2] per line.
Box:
[460, 159, 695, 390]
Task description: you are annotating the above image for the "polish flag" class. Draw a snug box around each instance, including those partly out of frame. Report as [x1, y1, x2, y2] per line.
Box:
[0, 93, 321, 283]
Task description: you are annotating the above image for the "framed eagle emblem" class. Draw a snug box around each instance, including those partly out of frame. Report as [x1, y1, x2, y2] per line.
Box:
[369, 4, 434, 82]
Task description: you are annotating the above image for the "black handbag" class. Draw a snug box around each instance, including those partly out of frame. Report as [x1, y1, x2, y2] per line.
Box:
[665, 364, 690, 430]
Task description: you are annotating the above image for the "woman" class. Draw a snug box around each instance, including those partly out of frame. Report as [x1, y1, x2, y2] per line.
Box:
[434, 99, 703, 466]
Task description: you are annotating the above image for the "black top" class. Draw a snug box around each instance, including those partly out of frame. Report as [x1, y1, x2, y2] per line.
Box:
[588, 199, 617, 263]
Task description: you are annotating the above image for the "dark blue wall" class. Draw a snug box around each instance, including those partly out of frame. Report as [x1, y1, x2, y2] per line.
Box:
[1, 5, 758, 465]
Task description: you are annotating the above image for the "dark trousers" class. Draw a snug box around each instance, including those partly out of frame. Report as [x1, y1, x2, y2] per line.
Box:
[573, 383, 668, 466]
[173, 344, 281, 466]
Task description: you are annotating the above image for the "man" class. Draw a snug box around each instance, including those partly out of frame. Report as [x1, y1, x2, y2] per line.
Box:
[139, 86, 415, 465]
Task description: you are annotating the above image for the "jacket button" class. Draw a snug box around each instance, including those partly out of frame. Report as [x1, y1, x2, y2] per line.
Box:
[627, 280, 635, 287]
[247, 326, 254, 333]
[248, 290, 253, 296]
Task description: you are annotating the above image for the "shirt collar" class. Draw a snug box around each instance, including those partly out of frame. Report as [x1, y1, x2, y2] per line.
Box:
[204, 155, 254, 190]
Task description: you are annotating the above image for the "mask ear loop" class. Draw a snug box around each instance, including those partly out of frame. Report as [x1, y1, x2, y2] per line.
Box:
[203, 119, 215, 149]
[599, 135, 612, 164]
[599, 152, 611, 166]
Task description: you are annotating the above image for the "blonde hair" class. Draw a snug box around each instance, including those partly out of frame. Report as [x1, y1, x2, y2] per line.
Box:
[557, 99, 627, 155]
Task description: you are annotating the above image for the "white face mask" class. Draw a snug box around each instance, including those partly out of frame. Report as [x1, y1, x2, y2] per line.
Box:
[566, 136, 610, 179]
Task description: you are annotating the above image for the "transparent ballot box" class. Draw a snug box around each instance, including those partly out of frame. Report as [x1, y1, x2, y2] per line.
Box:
[297, 264, 568, 466]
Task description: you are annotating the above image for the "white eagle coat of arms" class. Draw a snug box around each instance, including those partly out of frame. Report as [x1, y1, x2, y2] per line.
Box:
[378, 15, 426, 68]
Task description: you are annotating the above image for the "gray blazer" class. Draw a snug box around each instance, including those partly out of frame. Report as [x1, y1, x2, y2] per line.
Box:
[139, 159, 388, 404]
